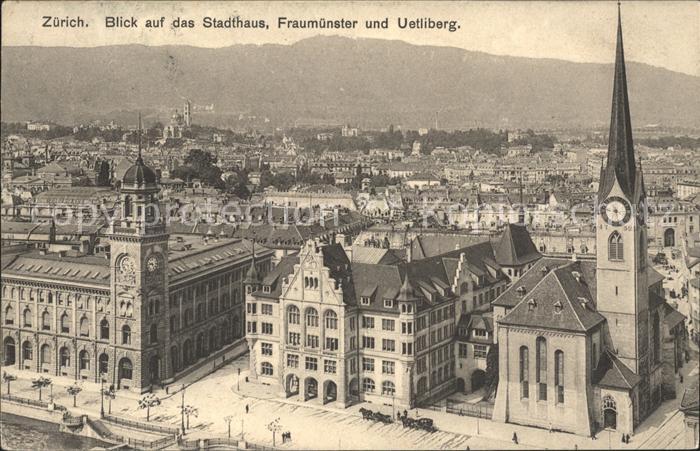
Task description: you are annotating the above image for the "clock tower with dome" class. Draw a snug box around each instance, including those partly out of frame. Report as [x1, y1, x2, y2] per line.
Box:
[108, 115, 170, 392]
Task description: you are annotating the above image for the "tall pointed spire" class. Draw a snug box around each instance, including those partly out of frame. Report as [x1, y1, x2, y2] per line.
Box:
[599, 2, 637, 200]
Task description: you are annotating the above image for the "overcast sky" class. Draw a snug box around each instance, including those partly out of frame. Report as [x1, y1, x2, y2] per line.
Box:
[3, 1, 698, 76]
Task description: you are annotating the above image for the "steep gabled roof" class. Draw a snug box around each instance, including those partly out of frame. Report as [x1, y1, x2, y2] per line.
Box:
[492, 223, 541, 267]
[498, 261, 604, 333]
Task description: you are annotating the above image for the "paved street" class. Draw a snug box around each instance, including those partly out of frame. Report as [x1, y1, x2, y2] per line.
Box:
[3, 350, 698, 450]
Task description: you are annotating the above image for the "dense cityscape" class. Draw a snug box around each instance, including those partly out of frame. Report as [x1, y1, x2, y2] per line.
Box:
[2, 5, 700, 451]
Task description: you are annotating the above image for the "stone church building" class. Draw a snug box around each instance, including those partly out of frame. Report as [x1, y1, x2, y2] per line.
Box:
[493, 8, 686, 436]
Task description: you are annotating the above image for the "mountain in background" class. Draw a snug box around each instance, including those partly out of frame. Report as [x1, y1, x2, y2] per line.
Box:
[2, 36, 699, 130]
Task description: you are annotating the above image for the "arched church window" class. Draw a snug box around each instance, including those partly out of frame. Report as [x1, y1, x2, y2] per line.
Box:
[608, 232, 623, 261]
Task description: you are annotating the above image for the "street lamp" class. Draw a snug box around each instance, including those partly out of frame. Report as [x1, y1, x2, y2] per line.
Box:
[100, 378, 105, 418]
[180, 384, 186, 433]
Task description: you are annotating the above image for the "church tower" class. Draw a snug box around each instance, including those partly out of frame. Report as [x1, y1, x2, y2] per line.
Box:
[595, 5, 649, 378]
[108, 114, 170, 391]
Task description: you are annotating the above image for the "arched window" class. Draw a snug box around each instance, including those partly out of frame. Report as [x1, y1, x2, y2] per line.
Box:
[122, 325, 131, 344]
[99, 353, 109, 375]
[60, 347, 70, 367]
[185, 308, 193, 327]
[60, 313, 70, 333]
[382, 380, 395, 396]
[652, 311, 661, 364]
[324, 310, 338, 329]
[79, 350, 90, 370]
[554, 350, 564, 404]
[41, 311, 51, 330]
[261, 362, 274, 376]
[4, 305, 14, 325]
[305, 308, 319, 327]
[22, 341, 33, 360]
[150, 323, 158, 344]
[362, 378, 375, 393]
[603, 395, 616, 411]
[100, 319, 109, 339]
[119, 358, 133, 380]
[40, 344, 51, 365]
[519, 346, 529, 399]
[536, 337, 547, 401]
[171, 346, 180, 372]
[417, 377, 427, 395]
[608, 231, 623, 261]
[288, 305, 300, 325]
[23, 308, 32, 327]
[79, 316, 89, 337]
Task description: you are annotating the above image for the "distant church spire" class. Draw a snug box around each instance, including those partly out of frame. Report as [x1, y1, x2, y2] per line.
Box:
[598, 3, 637, 200]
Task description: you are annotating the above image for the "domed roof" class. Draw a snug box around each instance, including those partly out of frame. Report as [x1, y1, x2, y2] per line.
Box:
[122, 157, 157, 187]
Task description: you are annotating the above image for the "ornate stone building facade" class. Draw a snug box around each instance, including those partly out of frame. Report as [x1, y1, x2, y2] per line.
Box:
[1, 153, 272, 392]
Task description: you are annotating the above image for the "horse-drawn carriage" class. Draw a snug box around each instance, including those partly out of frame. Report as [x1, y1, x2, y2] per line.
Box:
[359, 407, 393, 424]
[400, 415, 437, 433]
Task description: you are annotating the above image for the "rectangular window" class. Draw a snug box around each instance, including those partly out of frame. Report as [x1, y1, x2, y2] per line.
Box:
[362, 357, 375, 372]
[261, 322, 273, 335]
[459, 343, 468, 358]
[305, 357, 318, 371]
[350, 358, 357, 374]
[383, 299, 393, 308]
[306, 334, 319, 348]
[382, 360, 395, 374]
[288, 332, 301, 345]
[401, 342, 413, 355]
[324, 359, 337, 374]
[247, 321, 257, 333]
[287, 354, 299, 368]
[382, 319, 395, 331]
[520, 346, 529, 399]
[362, 336, 375, 349]
[325, 337, 339, 351]
[382, 339, 395, 352]
[473, 329, 487, 338]
[362, 316, 375, 329]
[247, 303, 257, 314]
[261, 304, 273, 315]
[261, 342, 273, 356]
[401, 322, 413, 334]
[474, 344, 488, 359]
[349, 336, 356, 351]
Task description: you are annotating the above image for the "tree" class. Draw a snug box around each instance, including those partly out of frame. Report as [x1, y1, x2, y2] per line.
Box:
[138, 393, 161, 421]
[66, 384, 82, 407]
[267, 417, 283, 447]
[103, 385, 116, 414]
[31, 377, 52, 401]
[224, 415, 234, 438]
[3, 372, 17, 395]
[96, 160, 111, 186]
[183, 405, 198, 430]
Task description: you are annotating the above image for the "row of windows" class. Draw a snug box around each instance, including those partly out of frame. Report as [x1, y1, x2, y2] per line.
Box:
[285, 306, 339, 329]
[14, 342, 131, 379]
[519, 338, 565, 404]
[4, 307, 143, 344]
[1, 287, 107, 307]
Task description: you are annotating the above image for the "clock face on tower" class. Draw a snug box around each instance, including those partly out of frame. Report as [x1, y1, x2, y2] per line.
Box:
[600, 196, 632, 226]
[146, 255, 160, 273]
[119, 256, 135, 275]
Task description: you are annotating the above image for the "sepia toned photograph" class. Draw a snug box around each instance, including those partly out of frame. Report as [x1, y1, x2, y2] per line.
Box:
[0, 1, 698, 449]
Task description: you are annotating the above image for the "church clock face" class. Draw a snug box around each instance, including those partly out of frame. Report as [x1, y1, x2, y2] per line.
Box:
[146, 255, 160, 273]
[600, 196, 631, 226]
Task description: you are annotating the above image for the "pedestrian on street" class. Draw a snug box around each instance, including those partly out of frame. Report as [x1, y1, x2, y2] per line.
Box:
[512, 432, 518, 444]
[245, 404, 249, 414]
[404, 409, 408, 418]
[621, 433, 625, 443]
[625, 434, 630, 444]
[680, 374, 684, 384]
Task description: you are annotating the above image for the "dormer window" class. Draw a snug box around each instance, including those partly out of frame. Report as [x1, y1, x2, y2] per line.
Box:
[527, 298, 536, 311]
[578, 297, 588, 310]
[517, 286, 526, 297]
[553, 300, 563, 314]
[361, 296, 370, 306]
[383, 299, 393, 308]
[263, 285, 271, 293]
